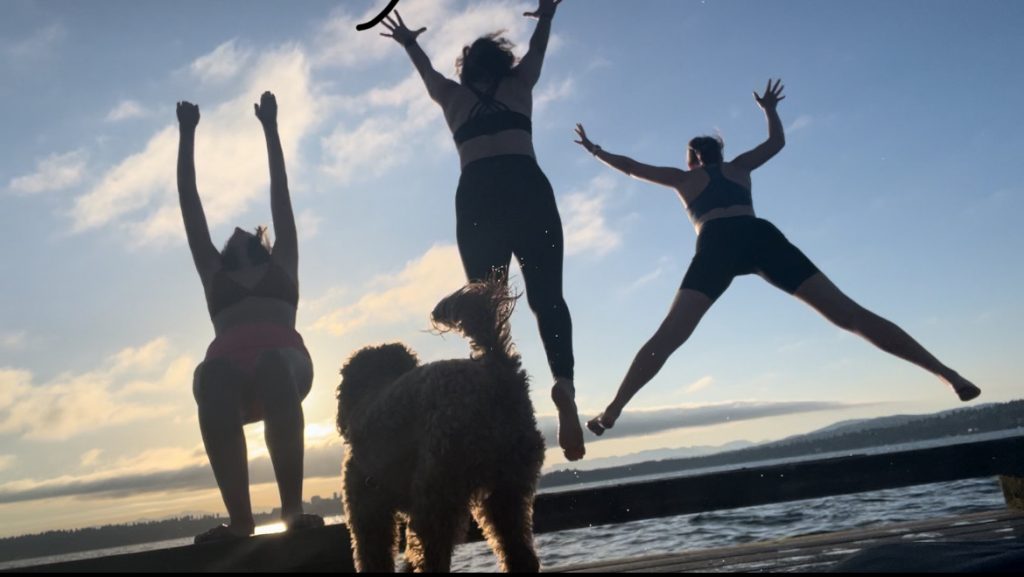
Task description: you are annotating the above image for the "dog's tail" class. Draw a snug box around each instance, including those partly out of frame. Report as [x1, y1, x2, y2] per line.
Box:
[431, 278, 521, 370]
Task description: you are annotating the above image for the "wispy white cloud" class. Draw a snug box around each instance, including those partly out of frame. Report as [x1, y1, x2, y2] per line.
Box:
[105, 100, 149, 122]
[2, 23, 65, 62]
[788, 114, 812, 133]
[0, 332, 26, 351]
[537, 400, 871, 445]
[623, 257, 673, 293]
[685, 375, 713, 394]
[310, 244, 464, 337]
[297, 209, 322, 241]
[0, 338, 192, 441]
[189, 39, 252, 84]
[0, 455, 14, 472]
[561, 174, 622, 258]
[79, 449, 102, 468]
[72, 44, 320, 246]
[7, 150, 87, 195]
[535, 76, 575, 112]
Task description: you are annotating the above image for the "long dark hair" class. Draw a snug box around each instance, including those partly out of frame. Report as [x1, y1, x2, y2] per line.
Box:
[220, 225, 272, 270]
[457, 33, 517, 85]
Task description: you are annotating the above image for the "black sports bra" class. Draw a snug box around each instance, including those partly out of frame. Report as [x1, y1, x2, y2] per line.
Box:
[686, 164, 753, 221]
[207, 261, 298, 317]
[452, 78, 532, 145]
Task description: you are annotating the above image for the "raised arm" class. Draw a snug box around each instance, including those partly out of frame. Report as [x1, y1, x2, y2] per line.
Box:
[380, 11, 458, 105]
[516, 0, 563, 88]
[575, 123, 686, 188]
[732, 78, 786, 172]
[253, 91, 298, 274]
[176, 101, 219, 280]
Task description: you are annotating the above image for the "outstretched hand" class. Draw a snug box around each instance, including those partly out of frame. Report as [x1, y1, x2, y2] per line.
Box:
[380, 11, 426, 46]
[524, 0, 563, 18]
[176, 101, 200, 129]
[574, 123, 597, 154]
[254, 91, 277, 126]
[754, 78, 785, 111]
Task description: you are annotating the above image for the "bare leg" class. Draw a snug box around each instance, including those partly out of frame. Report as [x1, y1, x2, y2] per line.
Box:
[588, 289, 715, 435]
[793, 272, 981, 401]
[193, 359, 256, 538]
[256, 349, 314, 525]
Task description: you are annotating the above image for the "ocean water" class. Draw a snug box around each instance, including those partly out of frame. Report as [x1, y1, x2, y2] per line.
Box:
[453, 477, 1008, 572]
[1, 476, 1007, 572]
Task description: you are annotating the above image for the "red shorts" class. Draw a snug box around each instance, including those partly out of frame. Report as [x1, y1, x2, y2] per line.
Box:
[204, 323, 312, 423]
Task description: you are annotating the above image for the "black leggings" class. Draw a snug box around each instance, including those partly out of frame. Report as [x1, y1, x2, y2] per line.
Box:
[455, 155, 574, 380]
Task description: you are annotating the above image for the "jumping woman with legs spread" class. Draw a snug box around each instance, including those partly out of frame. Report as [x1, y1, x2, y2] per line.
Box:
[176, 92, 323, 542]
[379, 0, 585, 461]
[575, 79, 982, 436]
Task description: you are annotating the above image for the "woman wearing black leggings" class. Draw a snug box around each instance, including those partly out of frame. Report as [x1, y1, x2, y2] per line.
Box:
[380, 0, 584, 460]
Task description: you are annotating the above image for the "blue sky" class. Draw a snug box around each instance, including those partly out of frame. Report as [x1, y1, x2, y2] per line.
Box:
[1, 0, 1022, 537]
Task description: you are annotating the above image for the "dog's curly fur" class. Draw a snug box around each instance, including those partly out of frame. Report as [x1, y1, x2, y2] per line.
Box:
[337, 280, 545, 572]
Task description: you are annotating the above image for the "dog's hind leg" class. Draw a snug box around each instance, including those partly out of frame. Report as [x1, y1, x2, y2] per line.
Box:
[343, 462, 399, 572]
[474, 483, 541, 573]
[408, 493, 471, 573]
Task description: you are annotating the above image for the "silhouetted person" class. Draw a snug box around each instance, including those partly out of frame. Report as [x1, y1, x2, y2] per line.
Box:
[576, 79, 982, 435]
[176, 92, 323, 543]
[380, 0, 585, 461]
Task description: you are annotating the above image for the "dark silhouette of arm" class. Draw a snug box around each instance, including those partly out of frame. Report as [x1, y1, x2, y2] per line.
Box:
[517, 0, 564, 88]
[380, 11, 458, 105]
[733, 78, 786, 171]
[176, 102, 219, 280]
[254, 92, 298, 273]
[575, 123, 686, 188]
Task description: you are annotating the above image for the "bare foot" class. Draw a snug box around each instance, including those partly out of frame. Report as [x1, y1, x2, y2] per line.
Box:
[586, 406, 620, 436]
[943, 370, 982, 402]
[552, 379, 585, 461]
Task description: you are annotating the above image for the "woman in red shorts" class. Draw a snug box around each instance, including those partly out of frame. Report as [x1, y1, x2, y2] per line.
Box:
[176, 91, 322, 543]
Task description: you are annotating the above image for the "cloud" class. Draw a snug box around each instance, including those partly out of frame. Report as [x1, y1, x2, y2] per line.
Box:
[0, 332, 26, 351]
[7, 150, 87, 195]
[297, 209, 322, 240]
[311, 244, 464, 336]
[535, 76, 575, 112]
[0, 455, 14, 472]
[0, 433, 345, 505]
[0, 338, 191, 441]
[79, 449, 102, 468]
[788, 114, 812, 133]
[2, 23, 65, 63]
[537, 400, 868, 444]
[71, 44, 320, 246]
[189, 39, 252, 84]
[561, 175, 622, 257]
[105, 100, 149, 122]
[685, 375, 713, 394]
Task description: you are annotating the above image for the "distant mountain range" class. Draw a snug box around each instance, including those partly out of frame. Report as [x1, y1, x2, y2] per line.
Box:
[2, 400, 1021, 564]
[540, 400, 1023, 488]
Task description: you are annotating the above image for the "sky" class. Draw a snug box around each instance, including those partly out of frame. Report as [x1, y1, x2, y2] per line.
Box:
[1, 0, 1022, 538]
